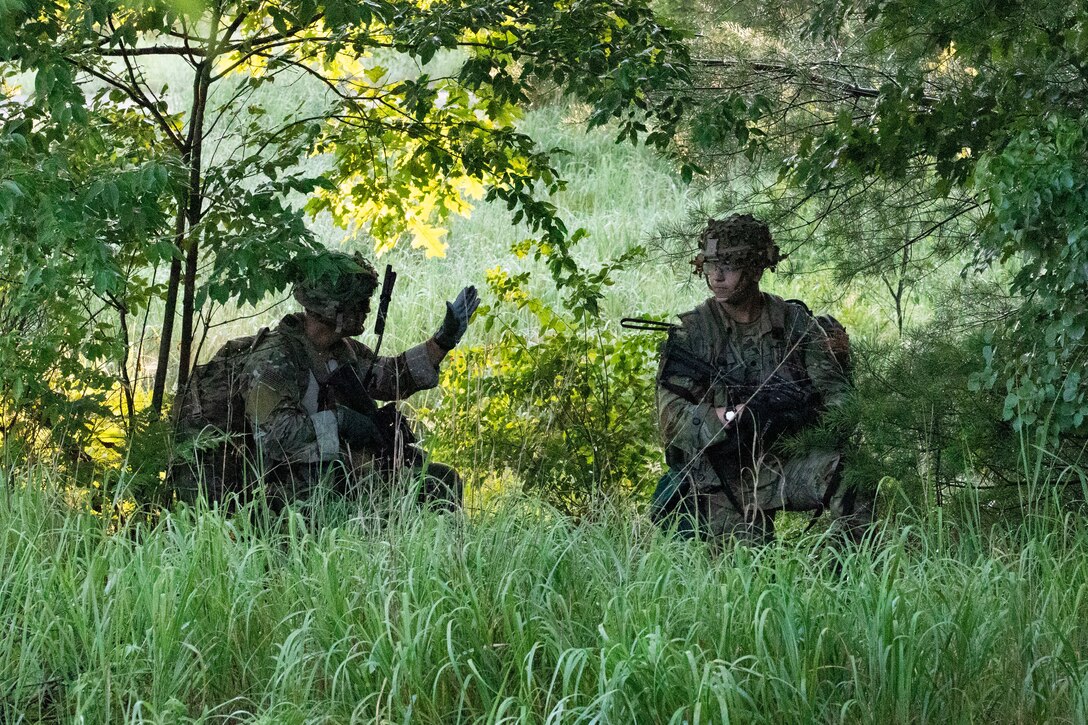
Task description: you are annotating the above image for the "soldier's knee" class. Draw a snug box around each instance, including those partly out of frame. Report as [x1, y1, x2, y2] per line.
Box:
[829, 479, 872, 517]
[667, 488, 776, 546]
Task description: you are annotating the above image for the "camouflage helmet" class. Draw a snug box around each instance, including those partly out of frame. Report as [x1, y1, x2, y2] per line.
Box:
[293, 250, 379, 322]
[692, 214, 783, 274]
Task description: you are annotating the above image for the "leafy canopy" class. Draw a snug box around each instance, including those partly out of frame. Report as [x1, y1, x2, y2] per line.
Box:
[0, 0, 691, 469]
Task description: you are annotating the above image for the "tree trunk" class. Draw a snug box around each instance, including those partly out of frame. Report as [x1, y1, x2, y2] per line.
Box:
[177, 227, 200, 392]
[150, 206, 187, 417]
[176, 58, 213, 398]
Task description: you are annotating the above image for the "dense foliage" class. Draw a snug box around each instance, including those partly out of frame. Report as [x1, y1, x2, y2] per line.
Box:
[423, 245, 663, 513]
[4, 0, 1088, 512]
[0, 0, 690, 471]
[675, 0, 1088, 443]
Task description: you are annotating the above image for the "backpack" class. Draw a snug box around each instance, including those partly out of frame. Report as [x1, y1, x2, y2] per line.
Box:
[784, 299, 852, 379]
[815, 313, 852, 378]
[168, 328, 272, 504]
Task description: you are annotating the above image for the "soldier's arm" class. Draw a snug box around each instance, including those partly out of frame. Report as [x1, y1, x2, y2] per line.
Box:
[656, 330, 731, 456]
[244, 341, 338, 464]
[657, 384, 732, 455]
[352, 338, 444, 402]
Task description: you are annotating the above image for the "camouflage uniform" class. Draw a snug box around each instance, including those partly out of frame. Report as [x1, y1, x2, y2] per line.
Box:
[242, 311, 461, 507]
[172, 250, 476, 509]
[654, 216, 872, 543]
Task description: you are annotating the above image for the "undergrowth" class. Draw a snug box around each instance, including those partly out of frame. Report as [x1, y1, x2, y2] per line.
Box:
[1, 469, 1086, 723]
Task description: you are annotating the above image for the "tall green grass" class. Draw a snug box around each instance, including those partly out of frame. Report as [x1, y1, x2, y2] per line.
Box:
[2, 470, 1086, 723]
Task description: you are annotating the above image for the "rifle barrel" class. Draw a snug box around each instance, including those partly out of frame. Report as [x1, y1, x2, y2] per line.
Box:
[362, 264, 396, 389]
[621, 317, 676, 332]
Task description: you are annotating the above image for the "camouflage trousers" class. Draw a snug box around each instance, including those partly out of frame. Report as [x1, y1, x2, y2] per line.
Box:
[178, 448, 462, 514]
[652, 449, 873, 544]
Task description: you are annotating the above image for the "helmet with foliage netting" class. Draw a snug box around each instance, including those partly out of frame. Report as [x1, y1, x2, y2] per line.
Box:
[293, 250, 379, 321]
[691, 214, 784, 274]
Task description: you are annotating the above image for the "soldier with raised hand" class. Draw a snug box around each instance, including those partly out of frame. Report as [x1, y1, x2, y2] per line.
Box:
[239, 250, 479, 509]
[652, 214, 872, 544]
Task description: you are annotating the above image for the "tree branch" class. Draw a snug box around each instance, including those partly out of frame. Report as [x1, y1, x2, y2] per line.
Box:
[97, 46, 206, 57]
[695, 57, 939, 106]
[69, 61, 185, 150]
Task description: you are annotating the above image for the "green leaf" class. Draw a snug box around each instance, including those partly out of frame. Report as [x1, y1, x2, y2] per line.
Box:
[1, 180, 25, 197]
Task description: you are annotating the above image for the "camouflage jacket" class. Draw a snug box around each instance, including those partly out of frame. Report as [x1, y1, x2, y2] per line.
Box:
[243, 312, 440, 466]
[656, 293, 849, 491]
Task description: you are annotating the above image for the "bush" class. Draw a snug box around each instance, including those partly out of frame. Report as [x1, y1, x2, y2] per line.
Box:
[422, 256, 664, 515]
[847, 324, 1023, 514]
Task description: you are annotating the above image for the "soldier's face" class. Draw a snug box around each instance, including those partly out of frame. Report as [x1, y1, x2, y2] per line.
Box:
[324, 300, 370, 337]
[704, 261, 763, 303]
[339, 302, 370, 336]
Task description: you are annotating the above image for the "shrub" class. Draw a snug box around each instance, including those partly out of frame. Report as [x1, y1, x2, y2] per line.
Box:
[422, 253, 664, 515]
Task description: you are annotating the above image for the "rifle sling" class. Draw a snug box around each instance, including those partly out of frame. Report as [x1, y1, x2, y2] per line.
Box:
[658, 380, 700, 404]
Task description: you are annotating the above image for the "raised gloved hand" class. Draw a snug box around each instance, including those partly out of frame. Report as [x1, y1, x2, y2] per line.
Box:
[433, 285, 480, 350]
[335, 405, 384, 450]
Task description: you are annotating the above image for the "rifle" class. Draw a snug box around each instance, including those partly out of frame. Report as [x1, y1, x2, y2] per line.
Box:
[647, 334, 760, 527]
[659, 332, 820, 446]
[329, 263, 418, 465]
[366, 264, 424, 465]
[362, 264, 396, 389]
[631, 314, 824, 529]
[330, 263, 396, 411]
[620, 317, 676, 333]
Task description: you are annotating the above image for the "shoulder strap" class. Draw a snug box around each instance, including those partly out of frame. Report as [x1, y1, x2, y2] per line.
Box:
[782, 299, 812, 343]
[780, 298, 817, 381]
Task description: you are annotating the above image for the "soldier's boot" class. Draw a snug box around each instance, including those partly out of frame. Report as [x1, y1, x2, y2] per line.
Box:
[827, 481, 876, 545]
[414, 460, 463, 512]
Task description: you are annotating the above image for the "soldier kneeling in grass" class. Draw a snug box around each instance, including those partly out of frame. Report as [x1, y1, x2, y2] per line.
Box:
[171, 250, 478, 511]
[651, 214, 873, 544]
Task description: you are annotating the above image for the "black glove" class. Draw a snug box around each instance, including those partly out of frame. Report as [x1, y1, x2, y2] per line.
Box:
[433, 285, 480, 350]
[746, 379, 808, 416]
[742, 377, 820, 442]
[336, 406, 385, 450]
[371, 403, 422, 464]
